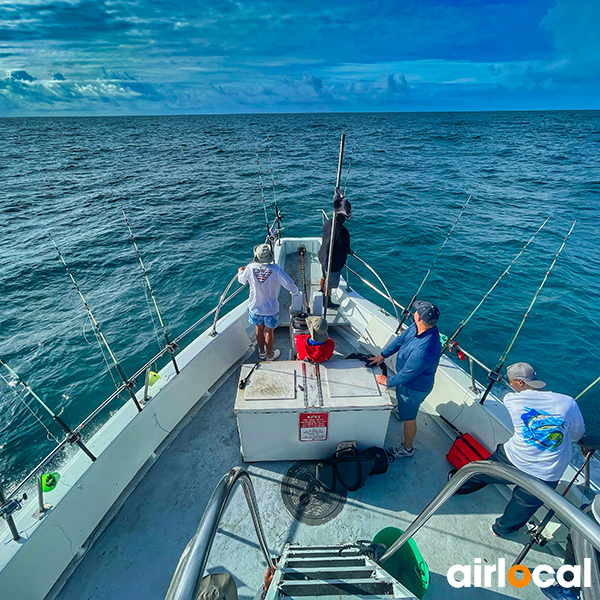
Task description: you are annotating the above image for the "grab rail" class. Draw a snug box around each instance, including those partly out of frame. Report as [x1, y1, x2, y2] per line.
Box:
[211, 273, 247, 336]
[348, 253, 401, 327]
[379, 460, 600, 564]
[164, 467, 273, 600]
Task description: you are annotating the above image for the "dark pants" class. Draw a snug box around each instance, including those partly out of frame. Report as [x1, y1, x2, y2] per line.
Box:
[456, 444, 559, 535]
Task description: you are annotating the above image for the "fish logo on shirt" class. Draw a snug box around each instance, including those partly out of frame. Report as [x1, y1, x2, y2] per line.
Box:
[521, 407, 565, 452]
[253, 267, 273, 284]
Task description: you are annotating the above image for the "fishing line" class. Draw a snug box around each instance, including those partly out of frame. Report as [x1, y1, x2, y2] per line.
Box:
[398, 194, 472, 329]
[50, 235, 142, 411]
[0, 357, 96, 460]
[446, 216, 550, 347]
[576, 375, 600, 401]
[479, 221, 576, 404]
[254, 140, 273, 244]
[120, 204, 180, 373]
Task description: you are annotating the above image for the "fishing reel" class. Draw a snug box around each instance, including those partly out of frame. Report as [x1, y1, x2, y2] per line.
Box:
[0, 493, 27, 519]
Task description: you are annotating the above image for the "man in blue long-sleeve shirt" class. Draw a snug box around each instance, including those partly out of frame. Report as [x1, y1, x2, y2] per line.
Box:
[370, 300, 442, 457]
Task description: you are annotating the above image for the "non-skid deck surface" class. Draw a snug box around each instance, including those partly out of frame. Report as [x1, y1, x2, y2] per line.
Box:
[55, 331, 562, 600]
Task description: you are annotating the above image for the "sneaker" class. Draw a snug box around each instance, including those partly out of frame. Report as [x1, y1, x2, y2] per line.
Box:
[387, 444, 415, 458]
[267, 349, 281, 361]
[540, 583, 579, 599]
[490, 523, 514, 539]
[259, 350, 267, 360]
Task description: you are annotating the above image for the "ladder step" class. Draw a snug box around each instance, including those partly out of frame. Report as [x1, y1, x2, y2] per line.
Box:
[279, 579, 394, 597]
[286, 558, 367, 569]
[287, 550, 362, 559]
[281, 568, 377, 581]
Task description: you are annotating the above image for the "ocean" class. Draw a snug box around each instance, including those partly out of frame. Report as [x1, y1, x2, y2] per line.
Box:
[1, 111, 599, 491]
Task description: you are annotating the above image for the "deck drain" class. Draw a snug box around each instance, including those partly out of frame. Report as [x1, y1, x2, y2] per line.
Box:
[281, 462, 346, 525]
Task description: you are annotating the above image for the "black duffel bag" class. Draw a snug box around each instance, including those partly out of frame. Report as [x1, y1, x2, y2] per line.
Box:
[364, 446, 395, 475]
[316, 447, 377, 492]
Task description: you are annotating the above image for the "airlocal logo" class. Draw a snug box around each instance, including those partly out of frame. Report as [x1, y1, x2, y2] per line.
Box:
[447, 558, 593, 589]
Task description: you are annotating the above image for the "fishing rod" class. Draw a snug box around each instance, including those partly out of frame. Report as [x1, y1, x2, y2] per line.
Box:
[576, 375, 600, 401]
[120, 205, 180, 375]
[266, 135, 283, 244]
[513, 447, 595, 566]
[50, 236, 142, 412]
[479, 221, 576, 405]
[398, 195, 472, 330]
[444, 216, 550, 351]
[0, 357, 96, 461]
[323, 131, 346, 319]
[255, 140, 273, 247]
[343, 137, 356, 196]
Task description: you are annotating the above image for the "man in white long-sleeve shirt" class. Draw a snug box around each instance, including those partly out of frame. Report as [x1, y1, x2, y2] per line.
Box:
[455, 362, 585, 538]
[238, 244, 299, 361]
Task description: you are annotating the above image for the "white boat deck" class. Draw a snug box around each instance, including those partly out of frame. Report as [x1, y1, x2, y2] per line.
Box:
[54, 329, 562, 600]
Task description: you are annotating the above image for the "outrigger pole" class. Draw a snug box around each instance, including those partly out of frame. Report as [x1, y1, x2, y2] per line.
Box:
[444, 216, 550, 350]
[323, 132, 346, 319]
[51, 237, 143, 412]
[0, 357, 96, 461]
[397, 195, 471, 331]
[479, 221, 576, 405]
[120, 205, 180, 374]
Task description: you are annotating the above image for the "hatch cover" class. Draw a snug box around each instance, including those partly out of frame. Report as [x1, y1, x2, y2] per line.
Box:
[281, 462, 346, 525]
[243, 364, 297, 401]
[323, 360, 381, 398]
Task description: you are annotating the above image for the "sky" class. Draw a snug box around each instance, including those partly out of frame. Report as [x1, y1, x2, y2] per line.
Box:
[0, 0, 598, 116]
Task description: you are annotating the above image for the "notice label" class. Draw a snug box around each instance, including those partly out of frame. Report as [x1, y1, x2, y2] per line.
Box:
[299, 412, 329, 442]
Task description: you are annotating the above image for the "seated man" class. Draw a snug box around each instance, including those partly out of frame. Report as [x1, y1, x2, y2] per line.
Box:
[295, 316, 335, 363]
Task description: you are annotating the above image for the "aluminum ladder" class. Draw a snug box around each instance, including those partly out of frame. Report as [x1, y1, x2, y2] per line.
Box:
[265, 543, 418, 600]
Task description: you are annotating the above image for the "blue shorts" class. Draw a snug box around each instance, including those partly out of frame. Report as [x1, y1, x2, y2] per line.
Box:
[249, 312, 278, 329]
[394, 385, 429, 421]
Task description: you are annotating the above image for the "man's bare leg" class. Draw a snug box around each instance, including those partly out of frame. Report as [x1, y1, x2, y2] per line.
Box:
[265, 327, 275, 358]
[256, 324, 265, 355]
[404, 420, 417, 450]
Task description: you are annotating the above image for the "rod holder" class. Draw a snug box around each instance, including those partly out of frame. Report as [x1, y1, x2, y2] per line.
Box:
[32, 475, 51, 520]
[0, 484, 25, 541]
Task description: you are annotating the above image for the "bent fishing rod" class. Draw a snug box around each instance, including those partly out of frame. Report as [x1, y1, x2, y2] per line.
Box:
[397, 195, 471, 331]
[266, 135, 283, 243]
[479, 221, 576, 405]
[444, 216, 550, 352]
[0, 357, 96, 461]
[120, 205, 180, 374]
[51, 236, 143, 412]
[255, 140, 274, 248]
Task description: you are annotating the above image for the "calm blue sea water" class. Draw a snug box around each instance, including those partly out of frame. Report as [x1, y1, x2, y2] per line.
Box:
[1, 111, 599, 490]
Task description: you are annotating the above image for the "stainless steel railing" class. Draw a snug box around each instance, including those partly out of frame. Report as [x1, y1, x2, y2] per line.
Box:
[211, 274, 247, 336]
[164, 467, 273, 600]
[379, 460, 600, 564]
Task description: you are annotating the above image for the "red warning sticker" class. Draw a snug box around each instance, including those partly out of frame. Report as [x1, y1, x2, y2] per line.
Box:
[299, 412, 329, 442]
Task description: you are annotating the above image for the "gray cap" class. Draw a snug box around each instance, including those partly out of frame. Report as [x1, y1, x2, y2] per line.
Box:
[306, 316, 329, 343]
[506, 362, 546, 389]
[413, 300, 440, 325]
[196, 573, 238, 600]
[253, 244, 273, 264]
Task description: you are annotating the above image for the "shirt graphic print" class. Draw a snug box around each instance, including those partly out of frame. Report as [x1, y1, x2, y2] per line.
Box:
[253, 267, 273, 284]
[521, 407, 565, 452]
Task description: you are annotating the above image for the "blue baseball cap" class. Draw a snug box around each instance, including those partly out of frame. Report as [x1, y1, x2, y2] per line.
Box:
[413, 300, 440, 325]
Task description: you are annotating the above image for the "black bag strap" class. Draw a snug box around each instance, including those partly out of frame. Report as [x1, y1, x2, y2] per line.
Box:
[332, 454, 365, 492]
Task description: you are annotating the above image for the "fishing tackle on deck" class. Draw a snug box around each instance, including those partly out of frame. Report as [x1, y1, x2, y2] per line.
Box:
[398, 195, 472, 330]
[444, 216, 550, 353]
[0, 357, 96, 461]
[479, 221, 576, 405]
[50, 236, 143, 412]
[120, 204, 180, 375]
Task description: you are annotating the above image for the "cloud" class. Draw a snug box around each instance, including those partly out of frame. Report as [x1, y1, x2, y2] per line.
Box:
[0, 68, 164, 112]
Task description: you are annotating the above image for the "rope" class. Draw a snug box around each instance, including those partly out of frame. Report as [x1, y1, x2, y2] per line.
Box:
[0, 373, 59, 443]
[298, 246, 310, 313]
[343, 137, 356, 196]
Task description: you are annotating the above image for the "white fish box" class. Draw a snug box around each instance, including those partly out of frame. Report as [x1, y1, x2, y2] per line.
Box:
[235, 360, 393, 461]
